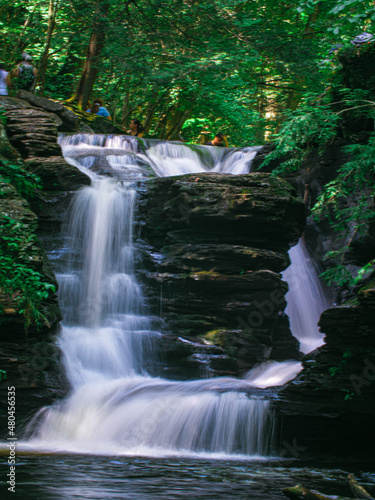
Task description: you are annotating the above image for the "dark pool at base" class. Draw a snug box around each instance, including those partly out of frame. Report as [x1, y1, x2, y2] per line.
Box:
[1, 455, 375, 500]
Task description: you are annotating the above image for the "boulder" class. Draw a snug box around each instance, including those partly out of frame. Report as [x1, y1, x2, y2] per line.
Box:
[141, 172, 305, 250]
[1, 97, 91, 200]
[24, 156, 91, 191]
[140, 172, 305, 373]
[275, 280, 375, 457]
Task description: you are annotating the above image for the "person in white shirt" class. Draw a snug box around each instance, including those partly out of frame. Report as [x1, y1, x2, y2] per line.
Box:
[0, 64, 10, 96]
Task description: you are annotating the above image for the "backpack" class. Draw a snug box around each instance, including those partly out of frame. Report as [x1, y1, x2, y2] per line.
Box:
[17, 63, 35, 90]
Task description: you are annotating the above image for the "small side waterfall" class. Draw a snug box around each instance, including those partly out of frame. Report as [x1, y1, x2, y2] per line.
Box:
[283, 238, 331, 354]
[244, 239, 332, 387]
[25, 136, 275, 458]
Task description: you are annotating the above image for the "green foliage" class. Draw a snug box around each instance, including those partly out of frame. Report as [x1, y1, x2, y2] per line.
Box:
[328, 349, 352, 377]
[0, 214, 56, 331]
[0, 0, 336, 144]
[260, 84, 375, 287]
[261, 92, 342, 174]
[341, 388, 355, 400]
[313, 136, 375, 285]
[0, 160, 42, 199]
[0, 163, 52, 332]
[0, 368, 6, 381]
[0, 107, 7, 125]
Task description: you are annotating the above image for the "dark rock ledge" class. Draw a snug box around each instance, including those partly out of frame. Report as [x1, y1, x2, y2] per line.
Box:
[139, 172, 306, 378]
[276, 280, 375, 458]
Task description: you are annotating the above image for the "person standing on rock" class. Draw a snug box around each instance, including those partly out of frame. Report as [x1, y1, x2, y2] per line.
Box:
[12, 53, 37, 92]
[0, 64, 11, 96]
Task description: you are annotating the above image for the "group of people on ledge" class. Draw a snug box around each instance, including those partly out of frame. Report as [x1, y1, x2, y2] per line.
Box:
[1, 52, 227, 147]
[86, 101, 145, 137]
[87, 101, 226, 145]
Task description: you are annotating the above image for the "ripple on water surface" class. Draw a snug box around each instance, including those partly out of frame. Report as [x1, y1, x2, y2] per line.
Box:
[1, 454, 375, 500]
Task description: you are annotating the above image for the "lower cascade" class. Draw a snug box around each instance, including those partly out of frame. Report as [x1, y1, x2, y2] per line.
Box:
[23, 135, 327, 458]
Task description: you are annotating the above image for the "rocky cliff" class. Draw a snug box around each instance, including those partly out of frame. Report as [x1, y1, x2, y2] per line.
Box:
[0, 94, 92, 432]
[139, 172, 306, 378]
[276, 280, 375, 458]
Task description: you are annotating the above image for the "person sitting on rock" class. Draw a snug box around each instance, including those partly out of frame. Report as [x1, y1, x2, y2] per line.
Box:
[12, 53, 37, 92]
[0, 64, 11, 96]
[86, 98, 111, 120]
[127, 118, 144, 137]
[206, 132, 227, 147]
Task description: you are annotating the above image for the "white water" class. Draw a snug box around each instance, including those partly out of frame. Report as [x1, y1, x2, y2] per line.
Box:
[245, 360, 303, 389]
[283, 238, 331, 354]
[20, 134, 329, 458]
[244, 240, 332, 387]
[59, 134, 261, 178]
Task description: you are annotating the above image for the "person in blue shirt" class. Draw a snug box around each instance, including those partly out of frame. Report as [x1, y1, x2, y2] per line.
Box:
[87, 98, 111, 120]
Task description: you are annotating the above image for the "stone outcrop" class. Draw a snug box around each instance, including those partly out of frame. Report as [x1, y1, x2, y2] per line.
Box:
[0, 96, 91, 229]
[276, 280, 375, 457]
[3, 102, 91, 191]
[0, 107, 72, 434]
[18, 90, 123, 134]
[139, 172, 306, 377]
[0, 179, 61, 335]
[0, 179, 66, 433]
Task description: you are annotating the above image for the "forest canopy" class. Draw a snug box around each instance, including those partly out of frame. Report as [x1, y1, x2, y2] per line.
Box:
[1, 0, 375, 145]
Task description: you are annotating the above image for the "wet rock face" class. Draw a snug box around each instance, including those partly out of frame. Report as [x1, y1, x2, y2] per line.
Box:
[139, 172, 305, 377]
[276, 281, 375, 457]
[0, 178, 61, 336]
[0, 177, 66, 433]
[0, 334, 68, 439]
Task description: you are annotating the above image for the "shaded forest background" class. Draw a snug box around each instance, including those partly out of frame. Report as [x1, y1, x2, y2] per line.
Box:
[1, 0, 375, 289]
[1, 0, 375, 145]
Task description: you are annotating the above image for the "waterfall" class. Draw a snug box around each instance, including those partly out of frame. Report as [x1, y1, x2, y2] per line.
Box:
[24, 135, 275, 459]
[59, 134, 261, 178]
[244, 239, 332, 387]
[283, 238, 332, 354]
[20, 134, 331, 457]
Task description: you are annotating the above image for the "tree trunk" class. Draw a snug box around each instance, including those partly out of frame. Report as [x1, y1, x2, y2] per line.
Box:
[143, 91, 159, 134]
[347, 474, 374, 499]
[283, 484, 349, 500]
[67, 1, 109, 110]
[35, 0, 59, 95]
[121, 89, 133, 126]
[166, 108, 191, 140]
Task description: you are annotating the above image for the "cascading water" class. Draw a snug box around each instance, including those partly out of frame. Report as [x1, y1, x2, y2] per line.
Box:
[244, 238, 332, 387]
[24, 135, 275, 459]
[19, 133, 332, 458]
[283, 238, 331, 354]
[60, 134, 261, 178]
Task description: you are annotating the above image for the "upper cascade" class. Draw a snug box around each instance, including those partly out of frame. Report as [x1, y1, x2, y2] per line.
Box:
[59, 133, 261, 178]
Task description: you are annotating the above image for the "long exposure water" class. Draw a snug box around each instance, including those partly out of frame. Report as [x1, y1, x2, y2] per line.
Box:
[1, 135, 349, 499]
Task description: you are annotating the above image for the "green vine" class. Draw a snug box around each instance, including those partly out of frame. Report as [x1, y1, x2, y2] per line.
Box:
[0, 215, 56, 331]
[328, 350, 352, 377]
[0, 159, 56, 331]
